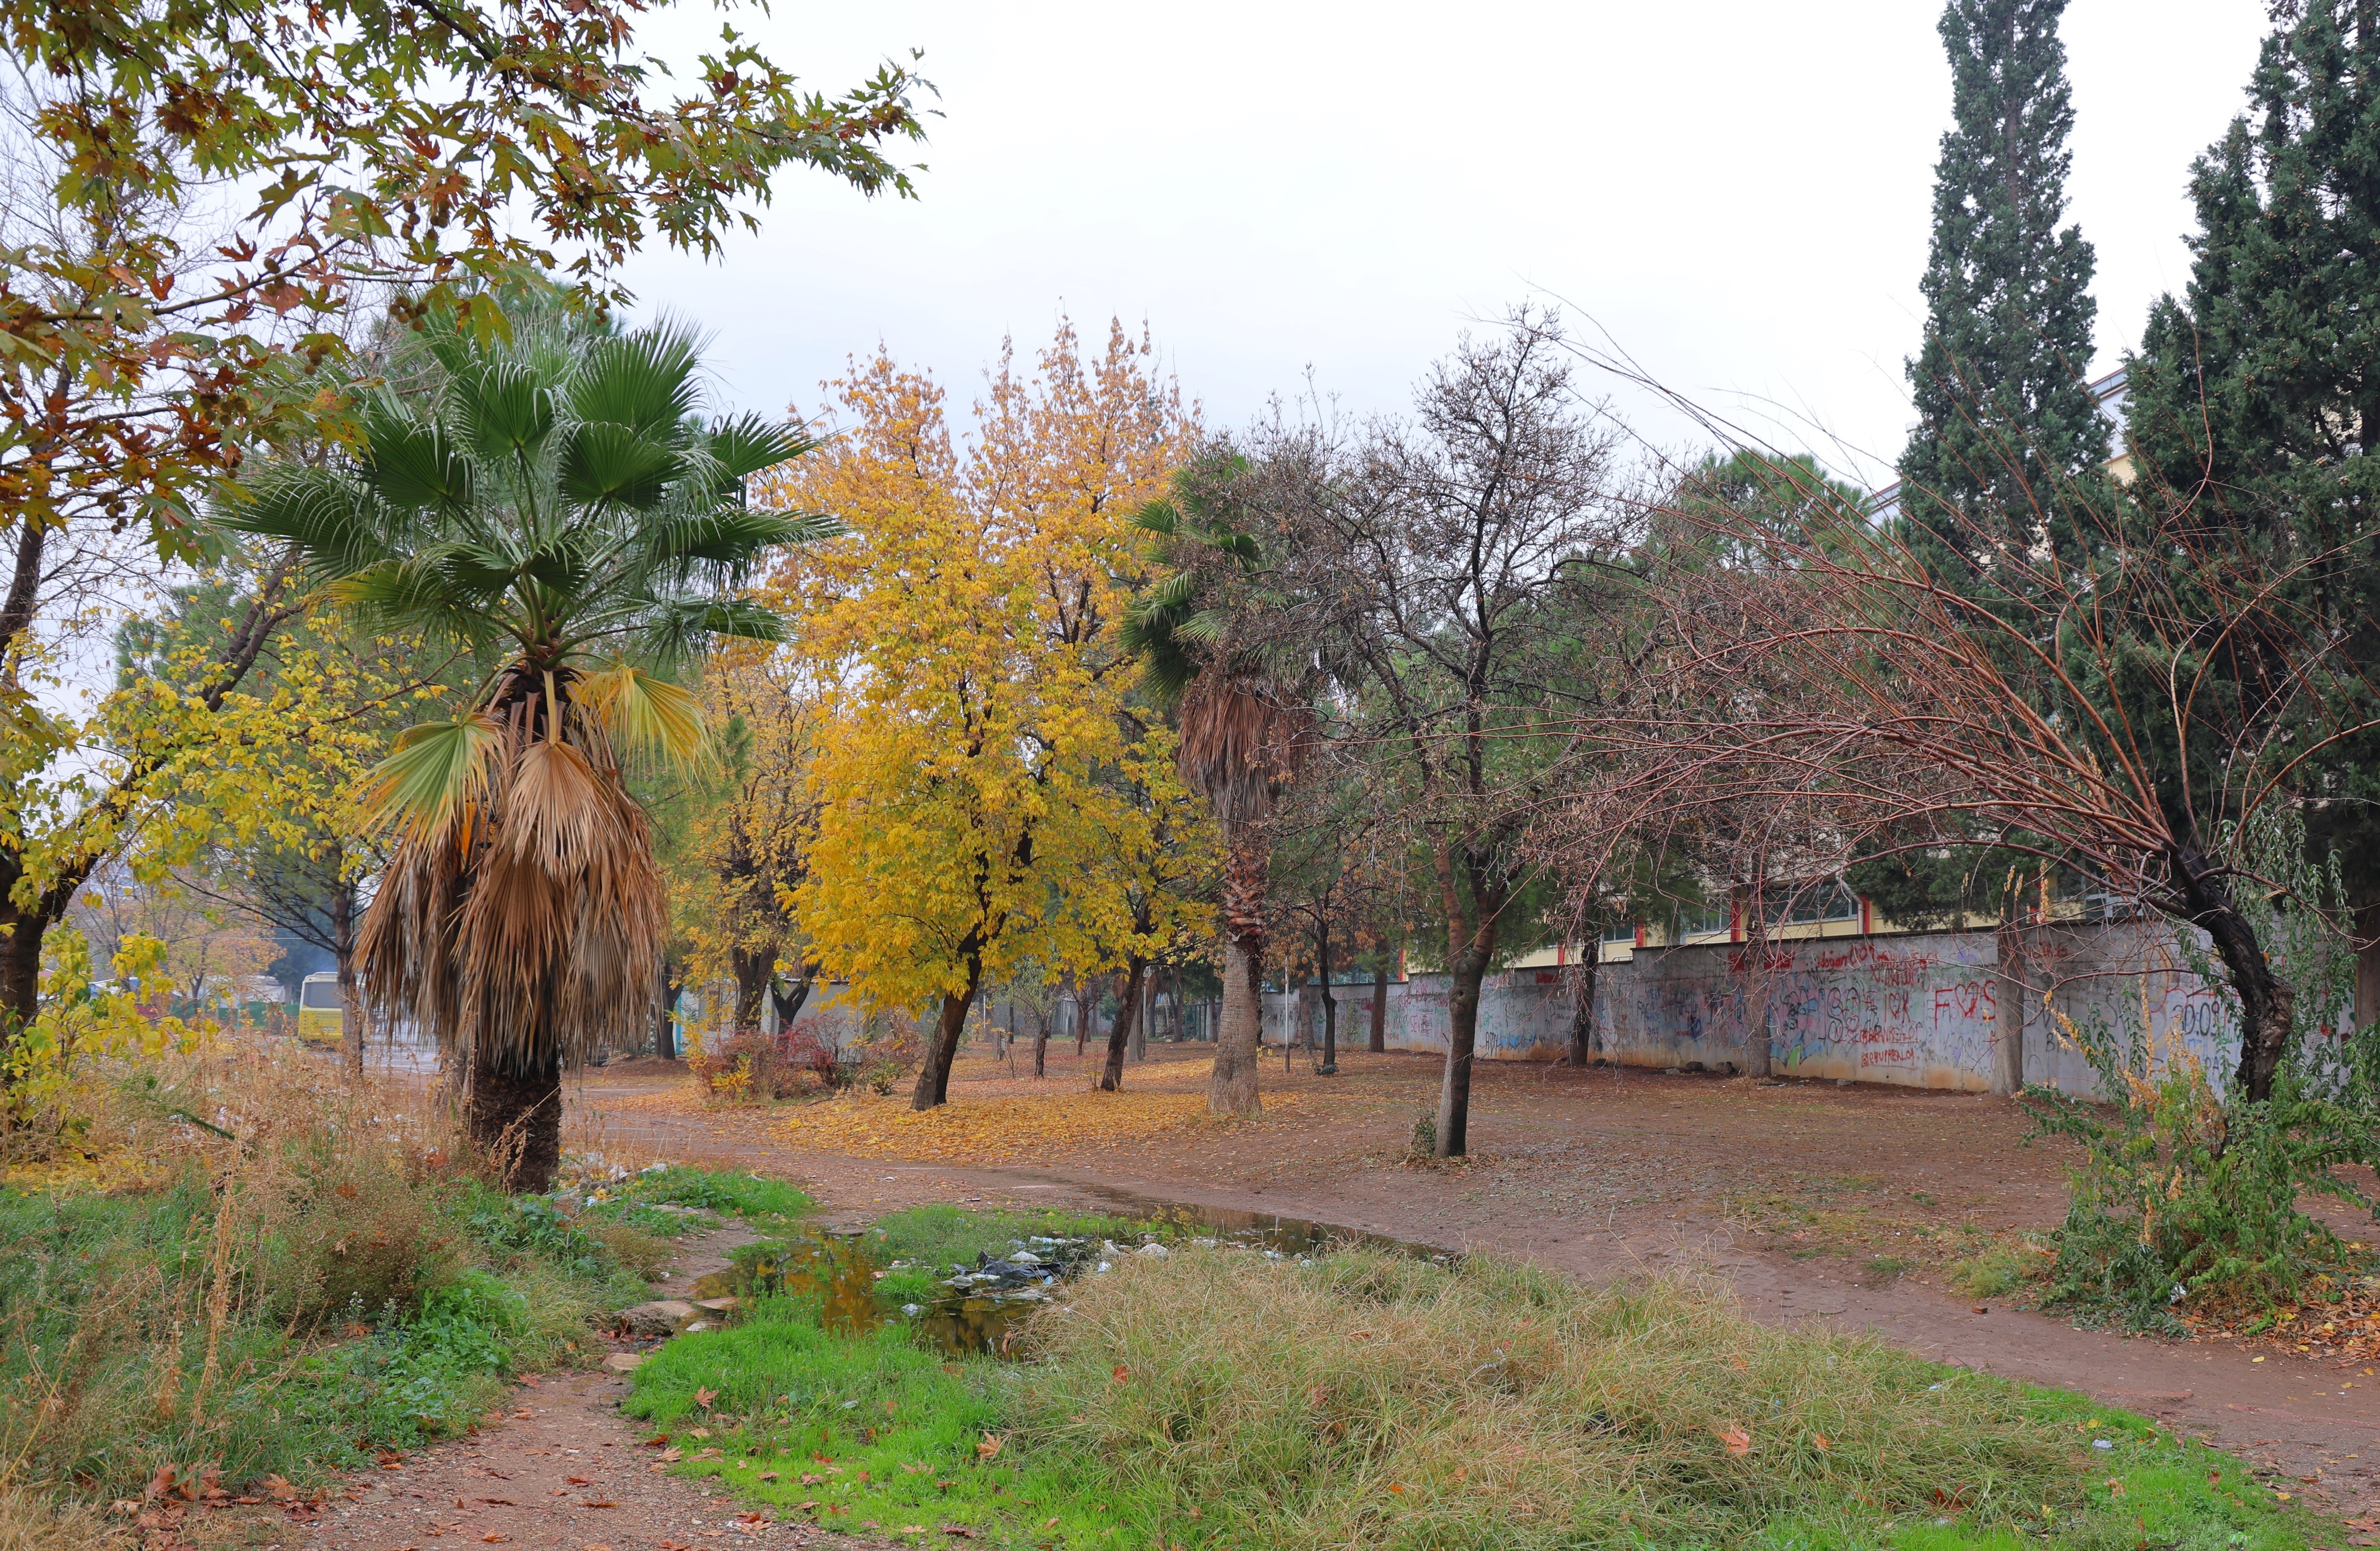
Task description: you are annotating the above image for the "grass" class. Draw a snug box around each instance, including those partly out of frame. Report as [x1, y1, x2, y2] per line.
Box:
[631, 1239, 2330, 1549]
[0, 1047, 802, 1535]
[861, 1203, 1148, 1307]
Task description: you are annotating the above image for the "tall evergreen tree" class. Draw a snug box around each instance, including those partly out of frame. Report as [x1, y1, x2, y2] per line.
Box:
[2122, 0, 2380, 999]
[1899, 0, 2106, 550]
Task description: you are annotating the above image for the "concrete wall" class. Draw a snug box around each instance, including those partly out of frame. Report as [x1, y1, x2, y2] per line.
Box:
[1269, 921, 2261, 1098]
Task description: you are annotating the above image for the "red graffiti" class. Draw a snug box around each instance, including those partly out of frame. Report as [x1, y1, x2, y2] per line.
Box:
[1931, 980, 1996, 1026]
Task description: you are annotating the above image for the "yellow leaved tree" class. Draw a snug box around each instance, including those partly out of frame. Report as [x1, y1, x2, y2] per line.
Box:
[771, 320, 1213, 1110]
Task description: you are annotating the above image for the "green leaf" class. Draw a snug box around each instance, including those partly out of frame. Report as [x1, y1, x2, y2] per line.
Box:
[558, 422, 677, 509]
[359, 713, 503, 838]
[575, 662, 709, 774]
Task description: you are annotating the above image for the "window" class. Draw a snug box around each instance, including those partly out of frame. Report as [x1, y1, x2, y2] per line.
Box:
[300, 978, 343, 1010]
[1767, 881, 1859, 927]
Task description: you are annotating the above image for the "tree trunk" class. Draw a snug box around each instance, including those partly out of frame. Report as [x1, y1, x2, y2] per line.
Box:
[769, 966, 816, 1028]
[1991, 920, 2027, 1096]
[1032, 1011, 1049, 1078]
[2175, 844, 2293, 1104]
[1368, 957, 1388, 1053]
[911, 946, 984, 1110]
[1567, 952, 1598, 1067]
[1316, 917, 1339, 1075]
[730, 945, 772, 1032]
[657, 962, 683, 1061]
[1209, 934, 1263, 1115]
[1129, 972, 1148, 1062]
[467, 1044, 563, 1193]
[1099, 957, 1148, 1091]
[334, 881, 365, 1078]
[1438, 948, 1487, 1157]
[1738, 886, 1775, 1079]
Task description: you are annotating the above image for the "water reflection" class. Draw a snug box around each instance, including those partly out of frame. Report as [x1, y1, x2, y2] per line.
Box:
[682, 1199, 1451, 1360]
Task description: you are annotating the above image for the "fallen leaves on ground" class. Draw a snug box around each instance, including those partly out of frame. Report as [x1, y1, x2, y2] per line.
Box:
[781, 1084, 1323, 1163]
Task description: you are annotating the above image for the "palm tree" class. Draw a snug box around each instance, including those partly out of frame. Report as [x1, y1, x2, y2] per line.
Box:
[225, 298, 824, 1189]
[1123, 456, 1309, 1116]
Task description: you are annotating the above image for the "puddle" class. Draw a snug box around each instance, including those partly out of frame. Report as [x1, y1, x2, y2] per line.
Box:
[678, 1198, 1452, 1359]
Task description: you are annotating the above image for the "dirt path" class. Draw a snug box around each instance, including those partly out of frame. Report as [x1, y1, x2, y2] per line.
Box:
[573, 1044, 2380, 1531]
[287, 1229, 888, 1551]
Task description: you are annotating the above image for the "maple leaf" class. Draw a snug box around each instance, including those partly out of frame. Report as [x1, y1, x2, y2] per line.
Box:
[1111, 1365, 1130, 1384]
[975, 1433, 1005, 1461]
[1811, 1433, 1831, 1452]
[695, 1386, 719, 1409]
[1717, 1427, 1753, 1457]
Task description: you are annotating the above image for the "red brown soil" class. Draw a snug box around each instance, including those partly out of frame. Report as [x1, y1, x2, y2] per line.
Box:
[579, 1041, 2380, 1528]
[284, 1228, 892, 1551]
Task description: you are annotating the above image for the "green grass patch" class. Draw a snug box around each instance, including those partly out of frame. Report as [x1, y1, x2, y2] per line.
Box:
[1, 1156, 789, 1504]
[635, 1243, 2335, 1550]
[860, 1203, 1144, 1309]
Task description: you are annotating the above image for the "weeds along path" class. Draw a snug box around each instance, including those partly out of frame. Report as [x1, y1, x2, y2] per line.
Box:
[294, 1226, 886, 1551]
[574, 1044, 2380, 1536]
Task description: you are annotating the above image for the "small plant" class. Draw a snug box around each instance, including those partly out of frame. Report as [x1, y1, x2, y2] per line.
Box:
[1950, 1236, 2053, 1300]
[1408, 1112, 1436, 1159]
[2023, 811, 2377, 1331]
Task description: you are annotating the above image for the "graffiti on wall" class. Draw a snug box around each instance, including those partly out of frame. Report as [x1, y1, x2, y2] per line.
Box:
[1598, 935, 2003, 1090]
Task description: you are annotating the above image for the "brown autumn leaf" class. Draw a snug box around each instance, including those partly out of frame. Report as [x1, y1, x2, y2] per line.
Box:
[975, 1433, 1004, 1461]
[694, 1387, 719, 1410]
[1811, 1433, 1831, 1452]
[1111, 1365, 1130, 1384]
[657, 1448, 683, 1462]
[1717, 1427, 1753, 1457]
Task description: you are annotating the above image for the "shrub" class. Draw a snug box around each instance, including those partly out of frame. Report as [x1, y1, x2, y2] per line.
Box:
[2023, 812, 2378, 1331]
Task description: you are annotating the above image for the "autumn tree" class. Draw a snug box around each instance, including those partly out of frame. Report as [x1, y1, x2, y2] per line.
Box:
[663, 643, 822, 1033]
[776, 320, 1206, 1112]
[0, 1, 931, 1064]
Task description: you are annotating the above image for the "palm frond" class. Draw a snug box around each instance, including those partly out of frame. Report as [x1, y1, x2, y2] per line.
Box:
[214, 467, 389, 581]
[357, 712, 504, 840]
[575, 662, 711, 775]
[707, 412, 819, 481]
[558, 422, 679, 510]
[569, 324, 705, 438]
[454, 359, 557, 461]
[361, 399, 475, 513]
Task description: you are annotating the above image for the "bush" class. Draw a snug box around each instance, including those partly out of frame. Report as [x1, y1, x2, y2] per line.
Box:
[2028, 1060, 2376, 1331]
[2025, 812, 2380, 1331]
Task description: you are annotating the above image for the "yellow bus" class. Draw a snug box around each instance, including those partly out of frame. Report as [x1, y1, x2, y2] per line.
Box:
[297, 972, 344, 1044]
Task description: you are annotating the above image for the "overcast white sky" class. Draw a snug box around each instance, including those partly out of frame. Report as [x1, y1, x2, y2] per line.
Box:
[620, 1, 2271, 488]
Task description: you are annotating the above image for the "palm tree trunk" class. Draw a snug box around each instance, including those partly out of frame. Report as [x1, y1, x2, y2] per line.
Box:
[1210, 935, 1263, 1114]
[467, 1044, 563, 1193]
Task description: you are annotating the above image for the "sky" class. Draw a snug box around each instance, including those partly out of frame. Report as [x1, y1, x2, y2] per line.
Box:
[619, 1, 2275, 490]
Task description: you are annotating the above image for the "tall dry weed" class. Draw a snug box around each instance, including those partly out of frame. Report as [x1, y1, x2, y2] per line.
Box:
[0, 1044, 470, 1500]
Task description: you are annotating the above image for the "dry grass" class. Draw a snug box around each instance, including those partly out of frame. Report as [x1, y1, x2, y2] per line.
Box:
[0, 1484, 126, 1550]
[0, 1044, 470, 1501]
[1017, 1245, 2097, 1546]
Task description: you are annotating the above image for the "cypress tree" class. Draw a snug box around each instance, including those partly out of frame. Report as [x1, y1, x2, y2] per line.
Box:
[2122, 1, 2380, 993]
[1898, 0, 2106, 550]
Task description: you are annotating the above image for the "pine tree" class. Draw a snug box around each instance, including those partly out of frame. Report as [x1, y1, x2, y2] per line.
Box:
[2122, 1, 2380, 982]
[1899, 0, 2105, 550]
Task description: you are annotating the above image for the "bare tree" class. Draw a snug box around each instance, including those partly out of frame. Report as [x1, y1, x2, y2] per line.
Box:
[1540, 428, 2378, 1105]
[1299, 308, 1638, 1155]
